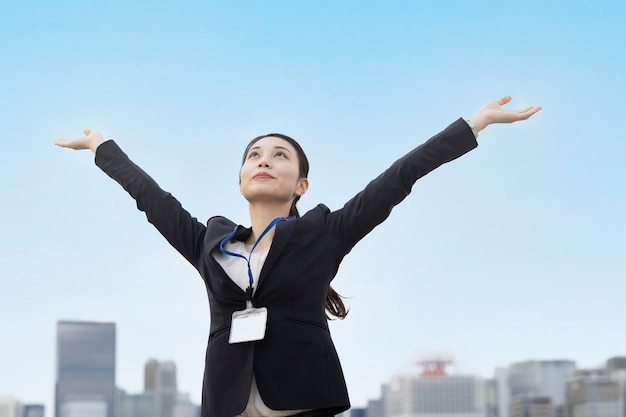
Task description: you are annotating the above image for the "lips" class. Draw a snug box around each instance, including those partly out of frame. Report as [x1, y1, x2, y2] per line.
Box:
[253, 172, 275, 179]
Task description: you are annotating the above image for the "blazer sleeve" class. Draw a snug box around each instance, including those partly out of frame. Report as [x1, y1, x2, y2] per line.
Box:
[328, 118, 478, 253]
[95, 140, 206, 268]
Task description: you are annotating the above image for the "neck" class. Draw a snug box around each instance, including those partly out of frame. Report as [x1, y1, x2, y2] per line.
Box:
[246, 201, 291, 250]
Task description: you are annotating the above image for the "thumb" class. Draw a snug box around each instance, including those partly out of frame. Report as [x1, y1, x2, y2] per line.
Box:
[496, 96, 512, 106]
[83, 128, 91, 135]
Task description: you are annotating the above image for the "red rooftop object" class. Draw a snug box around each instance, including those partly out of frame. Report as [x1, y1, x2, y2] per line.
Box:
[418, 356, 453, 377]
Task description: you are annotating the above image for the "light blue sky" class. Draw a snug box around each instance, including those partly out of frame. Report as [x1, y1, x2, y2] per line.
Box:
[1, 0, 625, 413]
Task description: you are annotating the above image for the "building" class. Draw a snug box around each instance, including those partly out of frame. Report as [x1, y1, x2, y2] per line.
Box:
[22, 405, 45, 417]
[55, 321, 116, 417]
[144, 360, 177, 417]
[606, 357, 626, 417]
[0, 397, 21, 417]
[565, 371, 623, 417]
[385, 354, 488, 417]
[172, 394, 197, 417]
[116, 390, 156, 417]
[496, 367, 511, 417]
[366, 398, 385, 417]
[365, 384, 386, 417]
[507, 360, 576, 417]
[0, 399, 44, 417]
[510, 396, 553, 417]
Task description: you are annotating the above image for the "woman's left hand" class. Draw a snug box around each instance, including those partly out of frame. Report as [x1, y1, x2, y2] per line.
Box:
[469, 96, 542, 133]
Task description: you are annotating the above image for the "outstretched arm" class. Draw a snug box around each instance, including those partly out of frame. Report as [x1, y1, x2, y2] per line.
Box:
[330, 95, 541, 251]
[55, 130, 206, 269]
[468, 95, 542, 134]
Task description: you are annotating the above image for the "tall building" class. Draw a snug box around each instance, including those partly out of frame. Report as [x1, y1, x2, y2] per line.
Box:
[507, 360, 576, 417]
[496, 367, 511, 417]
[144, 360, 177, 417]
[0, 397, 21, 417]
[55, 321, 116, 417]
[565, 371, 623, 417]
[607, 358, 626, 374]
[385, 354, 488, 417]
[365, 384, 386, 417]
[606, 357, 626, 417]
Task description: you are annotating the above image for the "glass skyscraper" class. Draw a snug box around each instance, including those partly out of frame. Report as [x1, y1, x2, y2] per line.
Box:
[55, 321, 116, 417]
[507, 360, 576, 417]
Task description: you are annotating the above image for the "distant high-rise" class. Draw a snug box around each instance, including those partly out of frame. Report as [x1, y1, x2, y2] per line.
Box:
[55, 321, 116, 417]
[365, 398, 384, 417]
[564, 371, 623, 417]
[606, 357, 626, 417]
[349, 408, 365, 417]
[507, 360, 576, 417]
[116, 389, 156, 417]
[144, 360, 177, 417]
[144, 361, 158, 392]
[22, 404, 45, 417]
[385, 354, 488, 417]
[0, 397, 21, 417]
[607, 357, 626, 374]
[172, 394, 197, 417]
[365, 384, 386, 417]
[496, 367, 511, 417]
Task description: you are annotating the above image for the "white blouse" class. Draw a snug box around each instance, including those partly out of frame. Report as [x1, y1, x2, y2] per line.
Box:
[215, 240, 311, 417]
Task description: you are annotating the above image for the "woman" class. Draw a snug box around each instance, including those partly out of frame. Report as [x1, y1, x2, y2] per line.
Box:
[55, 96, 541, 417]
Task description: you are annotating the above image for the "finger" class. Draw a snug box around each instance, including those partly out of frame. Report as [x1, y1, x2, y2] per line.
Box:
[55, 138, 81, 148]
[512, 106, 542, 121]
[496, 95, 512, 106]
[83, 128, 91, 135]
[519, 106, 542, 116]
[55, 137, 87, 148]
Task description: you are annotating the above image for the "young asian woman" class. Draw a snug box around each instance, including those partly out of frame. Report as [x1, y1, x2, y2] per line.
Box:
[55, 96, 541, 417]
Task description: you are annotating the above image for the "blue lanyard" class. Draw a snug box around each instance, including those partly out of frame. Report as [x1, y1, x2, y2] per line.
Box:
[219, 217, 288, 300]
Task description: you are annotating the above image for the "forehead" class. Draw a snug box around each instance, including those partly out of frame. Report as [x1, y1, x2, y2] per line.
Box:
[249, 136, 296, 152]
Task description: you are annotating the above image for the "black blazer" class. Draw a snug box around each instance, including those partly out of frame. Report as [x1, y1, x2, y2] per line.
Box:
[95, 118, 477, 417]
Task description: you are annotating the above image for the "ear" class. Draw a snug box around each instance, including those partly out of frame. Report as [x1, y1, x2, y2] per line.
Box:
[294, 178, 309, 197]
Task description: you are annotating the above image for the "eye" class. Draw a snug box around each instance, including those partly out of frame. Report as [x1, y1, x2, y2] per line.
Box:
[247, 151, 259, 159]
[275, 151, 287, 158]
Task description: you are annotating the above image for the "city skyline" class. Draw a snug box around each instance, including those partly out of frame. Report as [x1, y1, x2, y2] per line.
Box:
[3, 319, 625, 416]
[2, 0, 626, 415]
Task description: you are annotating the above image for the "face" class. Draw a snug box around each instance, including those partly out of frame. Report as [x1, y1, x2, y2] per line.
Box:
[239, 136, 309, 206]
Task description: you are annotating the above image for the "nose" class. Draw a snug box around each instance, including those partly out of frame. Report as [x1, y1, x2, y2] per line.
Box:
[257, 157, 270, 168]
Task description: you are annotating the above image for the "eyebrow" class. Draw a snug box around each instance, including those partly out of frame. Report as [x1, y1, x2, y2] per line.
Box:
[249, 145, 293, 154]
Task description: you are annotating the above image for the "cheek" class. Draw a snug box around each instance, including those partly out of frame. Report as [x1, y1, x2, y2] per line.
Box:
[239, 165, 253, 181]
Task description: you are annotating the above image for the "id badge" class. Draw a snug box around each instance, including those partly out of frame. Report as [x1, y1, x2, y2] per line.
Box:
[229, 307, 268, 344]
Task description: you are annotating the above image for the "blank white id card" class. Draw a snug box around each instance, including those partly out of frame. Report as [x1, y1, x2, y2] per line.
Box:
[229, 307, 268, 344]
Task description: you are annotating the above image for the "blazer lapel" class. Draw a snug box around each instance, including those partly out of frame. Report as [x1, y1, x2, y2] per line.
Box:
[255, 218, 296, 295]
[207, 224, 253, 296]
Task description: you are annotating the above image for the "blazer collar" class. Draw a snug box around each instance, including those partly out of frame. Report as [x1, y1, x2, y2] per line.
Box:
[208, 218, 297, 297]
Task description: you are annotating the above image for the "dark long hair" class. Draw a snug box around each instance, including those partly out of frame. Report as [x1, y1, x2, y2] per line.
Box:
[242, 133, 348, 319]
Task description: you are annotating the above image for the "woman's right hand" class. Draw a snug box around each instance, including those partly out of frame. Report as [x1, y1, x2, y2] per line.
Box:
[55, 129, 105, 153]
